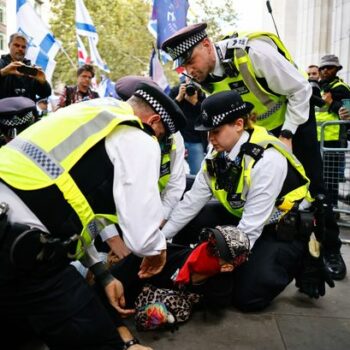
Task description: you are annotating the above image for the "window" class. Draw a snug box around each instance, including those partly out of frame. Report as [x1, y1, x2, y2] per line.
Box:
[0, 5, 6, 25]
[0, 33, 5, 51]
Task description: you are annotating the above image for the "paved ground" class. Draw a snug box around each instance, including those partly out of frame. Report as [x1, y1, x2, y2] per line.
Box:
[22, 226, 350, 350]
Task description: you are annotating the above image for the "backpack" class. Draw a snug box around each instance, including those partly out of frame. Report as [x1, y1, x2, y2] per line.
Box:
[134, 284, 201, 331]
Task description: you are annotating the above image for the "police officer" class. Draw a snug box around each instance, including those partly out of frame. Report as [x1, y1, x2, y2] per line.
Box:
[161, 90, 334, 311]
[0, 83, 186, 349]
[116, 76, 186, 221]
[94, 75, 186, 260]
[0, 96, 36, 145]
[161, 23, 346, 281]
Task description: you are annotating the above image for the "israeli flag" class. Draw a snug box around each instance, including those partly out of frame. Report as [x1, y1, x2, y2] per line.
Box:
[16, 0, 60, 82]
[75, 0, 109, 72]
[77, 35, 90, 66]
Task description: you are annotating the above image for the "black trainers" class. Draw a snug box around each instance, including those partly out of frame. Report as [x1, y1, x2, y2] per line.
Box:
[324, 251, 347, 280]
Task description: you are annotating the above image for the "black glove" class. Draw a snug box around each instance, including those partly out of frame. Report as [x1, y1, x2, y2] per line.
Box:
[295, 253, 335, 298]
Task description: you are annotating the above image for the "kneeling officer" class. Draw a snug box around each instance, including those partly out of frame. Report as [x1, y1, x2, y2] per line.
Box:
[0, 83, 186, 349]
[162, 90, 333, 311]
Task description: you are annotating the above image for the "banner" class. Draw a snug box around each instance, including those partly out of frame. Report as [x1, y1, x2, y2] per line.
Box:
[16, 0, 60, 82]
[75, 0, 109, 72]
[149, 49, 170, 94]
[148, 0, 189, 49]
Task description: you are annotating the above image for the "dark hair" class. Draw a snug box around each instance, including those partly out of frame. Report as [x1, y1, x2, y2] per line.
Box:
[77, 64, 95, 78]
[9, 33, 27, 45]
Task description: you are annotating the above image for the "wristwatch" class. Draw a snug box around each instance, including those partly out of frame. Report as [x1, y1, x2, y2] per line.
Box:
[280, 129, 293, 140]
[123, 338, 140, 350]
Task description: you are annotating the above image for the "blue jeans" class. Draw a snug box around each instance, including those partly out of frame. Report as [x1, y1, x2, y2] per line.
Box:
[185, 142, 205, 175]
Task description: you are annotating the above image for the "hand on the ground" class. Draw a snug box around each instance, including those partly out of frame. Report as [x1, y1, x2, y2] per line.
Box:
[138, 249, 167, 279]
[339, 106, 350, 120]
[107, 235, 131, 259]
[104, 278, 135, 316]
[278, 136, 292, 150]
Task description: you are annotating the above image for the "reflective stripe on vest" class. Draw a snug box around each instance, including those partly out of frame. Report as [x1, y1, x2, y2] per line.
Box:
[316, 80, 350, 141]
[203, 126, 310, 219]
[0, 98, 144, 259]
[158, 135, 177, 192]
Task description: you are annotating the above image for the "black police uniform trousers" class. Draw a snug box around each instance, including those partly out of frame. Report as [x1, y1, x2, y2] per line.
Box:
[271, 106, 341, 251]
[231, 225, 305, 311]
[0, 221, 124, 350]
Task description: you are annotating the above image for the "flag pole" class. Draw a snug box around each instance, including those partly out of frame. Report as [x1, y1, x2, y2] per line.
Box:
[58, 43, 77, 70]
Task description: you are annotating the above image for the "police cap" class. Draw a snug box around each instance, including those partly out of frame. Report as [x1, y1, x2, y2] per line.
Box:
[161, 23, 208, 68]
[115, 75, 157, 101]
[195, 90, 254, 131]
[133, 82, 187, 135]
[0, 96, 36, 129]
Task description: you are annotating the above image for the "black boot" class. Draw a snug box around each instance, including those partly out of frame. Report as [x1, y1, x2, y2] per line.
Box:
[324, 250, 347, 280]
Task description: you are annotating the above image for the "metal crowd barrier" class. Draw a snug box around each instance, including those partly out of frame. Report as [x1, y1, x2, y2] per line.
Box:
[319, 120, 350, 230]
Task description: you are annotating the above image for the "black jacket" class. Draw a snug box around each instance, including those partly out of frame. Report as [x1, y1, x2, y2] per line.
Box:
[319, 76, 350, 115]
[0, 54, 51, 101]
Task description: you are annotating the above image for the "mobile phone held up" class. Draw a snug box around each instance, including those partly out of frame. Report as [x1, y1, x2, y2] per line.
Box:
[17, 65, 38, 76]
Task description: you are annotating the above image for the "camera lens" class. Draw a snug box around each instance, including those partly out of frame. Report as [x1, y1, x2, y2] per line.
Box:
[185, 83, 196, 96]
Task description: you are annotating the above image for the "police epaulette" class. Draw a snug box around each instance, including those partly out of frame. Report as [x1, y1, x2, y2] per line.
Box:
[240, 142, 265, 161]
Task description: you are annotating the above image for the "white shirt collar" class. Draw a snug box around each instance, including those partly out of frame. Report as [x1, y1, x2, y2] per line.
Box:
[225, 130, 250, 160]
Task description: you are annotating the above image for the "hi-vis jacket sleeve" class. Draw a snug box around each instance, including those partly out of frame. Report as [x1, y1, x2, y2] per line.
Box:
[105, 125, 166, 257]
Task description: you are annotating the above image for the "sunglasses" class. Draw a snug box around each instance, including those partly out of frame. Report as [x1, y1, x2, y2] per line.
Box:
[319, 65, 337, 71]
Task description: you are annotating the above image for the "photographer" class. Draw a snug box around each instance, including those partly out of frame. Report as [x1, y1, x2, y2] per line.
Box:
[0, 33, 51, 102]
[170, 77, 206, 174]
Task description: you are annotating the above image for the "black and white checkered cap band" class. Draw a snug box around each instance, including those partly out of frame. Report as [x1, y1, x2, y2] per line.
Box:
[0, 111, 33, 127]
[167, 30, 207, 60]
[135, 89, 176, 134]
[211, 104, 247, 127]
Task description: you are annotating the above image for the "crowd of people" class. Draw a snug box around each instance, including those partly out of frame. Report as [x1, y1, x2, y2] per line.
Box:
[0, 26, 349, 350]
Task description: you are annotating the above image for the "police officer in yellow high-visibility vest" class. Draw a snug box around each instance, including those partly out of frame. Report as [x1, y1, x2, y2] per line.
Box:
[116, 76, 186, 221]
[0, 82, 186, 350]
[316, 55, 350, 201]
[162, 90, 333, 311]
[161, 23, 346, 281]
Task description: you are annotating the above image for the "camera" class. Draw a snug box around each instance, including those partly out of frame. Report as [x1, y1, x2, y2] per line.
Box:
[17, 65, 38, 76]
[185, 82, 197, 96]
